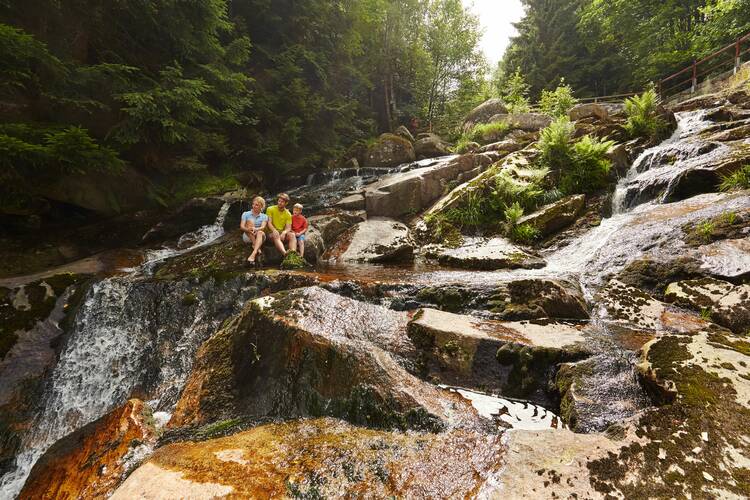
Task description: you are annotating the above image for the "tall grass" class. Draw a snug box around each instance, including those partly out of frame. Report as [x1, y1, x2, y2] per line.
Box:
[719, 165, 750, 191]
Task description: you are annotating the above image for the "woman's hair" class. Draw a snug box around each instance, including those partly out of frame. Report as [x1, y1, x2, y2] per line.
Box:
[252, 196, 266, 210]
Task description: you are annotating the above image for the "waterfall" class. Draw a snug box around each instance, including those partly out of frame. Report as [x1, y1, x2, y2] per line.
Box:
[0, 202, 236, 498]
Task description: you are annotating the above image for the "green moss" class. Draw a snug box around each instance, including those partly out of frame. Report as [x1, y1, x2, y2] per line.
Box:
[181, 292, 199, 306]
[281, 250, 306, 270]
[415, 286, 469, 313]
[588, 332, 750, 497]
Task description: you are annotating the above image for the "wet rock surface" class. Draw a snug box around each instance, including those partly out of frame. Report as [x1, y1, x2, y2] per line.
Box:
[408, 308, 591, 403]
[665, 278, 750, 334]
[114, 418, 505, 499]
[322, 218, 414, 263]
[169, 286, 481, 431]
[20, 399, 156, 499]
[425, 237, 546, 270]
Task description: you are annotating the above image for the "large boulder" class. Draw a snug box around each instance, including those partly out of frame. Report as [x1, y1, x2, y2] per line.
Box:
[414, 133, 451, 159]
[363, 133, 416, 169]
[408, 308, 590, 402]
[394, 125, 415, 143]
[488, 278, 589, 320]
[168, 287, 479, 431]
[517, 194, 585, 238]
[20, 399, 156, 499]
[425, 237, 545, 271]
[492, 112, 553, 132]
[113, 419, 505, 499]
[568, 103, 609, 122]
[333, 193, 365, 210]
[462, 98, 508, 132]
[665, 278, 750, 334]
[364, 154, 483, 219]
[142, 197, 225, 244]
[322, 218, 413, 263]
[307, 210, 365, 246]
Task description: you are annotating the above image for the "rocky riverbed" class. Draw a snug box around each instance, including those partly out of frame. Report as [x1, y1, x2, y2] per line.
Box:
[1, 85, 750, 499]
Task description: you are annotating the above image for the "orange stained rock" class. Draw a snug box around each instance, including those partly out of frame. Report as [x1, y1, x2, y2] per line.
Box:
[20, 399, 156, 500]
[118, 418, 505, 499]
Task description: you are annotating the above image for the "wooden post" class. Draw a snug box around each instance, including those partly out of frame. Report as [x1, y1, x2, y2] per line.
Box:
[691, 60, 698, 93]
[736, 38, 742, 74]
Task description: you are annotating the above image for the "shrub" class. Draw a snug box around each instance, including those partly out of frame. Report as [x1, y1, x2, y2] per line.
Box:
[539, 79, 578, 118]
[490, 172, 546, 213]
[718, 165, 750, 192]
[623, 89, 668, 140]
[504, 201, 524, 225]
[559, 135, 615, 195]
[511, 223, 540, 244]
[452, 135, 476, 154]
[695, 220, 714, 242]
[538, 117, 575, 171]
[500, 68, 531, 113]
[469, 121, 511, 144]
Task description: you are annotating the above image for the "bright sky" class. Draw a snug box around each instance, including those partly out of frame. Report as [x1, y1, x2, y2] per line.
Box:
[462, 0, 526, 67]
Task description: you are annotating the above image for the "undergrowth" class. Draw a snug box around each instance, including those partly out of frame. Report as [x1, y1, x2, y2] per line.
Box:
[623, 89, 668, 141]
[719, 165, 750, 191]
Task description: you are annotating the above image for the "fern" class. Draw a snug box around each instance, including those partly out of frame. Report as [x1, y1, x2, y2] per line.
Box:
[623, 89, 668, 140]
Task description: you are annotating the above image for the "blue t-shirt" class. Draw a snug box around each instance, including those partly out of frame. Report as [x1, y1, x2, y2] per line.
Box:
[241, 211, 268, 229]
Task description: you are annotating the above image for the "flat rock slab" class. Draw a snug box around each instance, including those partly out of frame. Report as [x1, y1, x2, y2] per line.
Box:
[364, 154, 476, 218]
[517, 194, 585, 238]
[697, 237, 750, 280]
[333, 193, 365, 210]
[408, 308, 590, 402]
[322, 217, 414, 263]
[426, 237, 545, 270]
[169, 286, 481, 431]
[114, 418, 505, 499]
[665, 278, 750, 334]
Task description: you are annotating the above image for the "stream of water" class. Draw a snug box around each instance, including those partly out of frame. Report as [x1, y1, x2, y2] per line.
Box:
[0, 110, 742, 498]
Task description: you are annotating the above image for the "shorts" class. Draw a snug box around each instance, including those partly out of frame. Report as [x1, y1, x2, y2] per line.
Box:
[242, 231, 265, 244]
[296, 234, 305, 242]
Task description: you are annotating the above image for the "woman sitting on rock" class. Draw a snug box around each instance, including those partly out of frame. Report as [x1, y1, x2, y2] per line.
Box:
[240, 196, 269, 265]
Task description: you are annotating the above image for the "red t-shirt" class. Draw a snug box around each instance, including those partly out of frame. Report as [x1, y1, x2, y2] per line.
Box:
[292, 214, 308, 233]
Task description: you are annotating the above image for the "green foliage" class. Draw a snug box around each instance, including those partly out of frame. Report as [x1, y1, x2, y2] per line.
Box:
[560, 135, 614, 194]
[696, 220, 715, 242]
[510, 223, 540, 244]
[538, 117, 575, 171]
[722, 211, 737, 225]
[719, 165, 750, 192]
[537, 118, 613, 195]
[700, 307, 713, 321]
[423, 213, 463, 247]
[452, 136, 477, 154]
[469, 121, 511, 144]
[623, 89, 668, 140]
[281, 250, 306, 269]
[503, 201, 525, 226]
[495, 67, 531, 112]
[539, 79, 578, 118]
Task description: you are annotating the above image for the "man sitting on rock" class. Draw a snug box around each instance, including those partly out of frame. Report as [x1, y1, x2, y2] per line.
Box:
[266, 192, 295, 256]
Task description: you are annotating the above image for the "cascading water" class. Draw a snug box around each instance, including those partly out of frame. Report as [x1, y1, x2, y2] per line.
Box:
[0, 202, 239, 498]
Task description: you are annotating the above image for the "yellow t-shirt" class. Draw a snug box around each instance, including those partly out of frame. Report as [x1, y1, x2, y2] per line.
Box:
[265, 205, 292, 231]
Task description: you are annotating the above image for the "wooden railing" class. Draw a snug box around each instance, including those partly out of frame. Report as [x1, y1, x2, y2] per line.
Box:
[659, 32, 750, 100]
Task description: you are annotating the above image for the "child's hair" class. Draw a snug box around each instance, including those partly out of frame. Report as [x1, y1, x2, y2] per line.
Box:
[293, 203, 303, 210]
[252, 196, 266, 210]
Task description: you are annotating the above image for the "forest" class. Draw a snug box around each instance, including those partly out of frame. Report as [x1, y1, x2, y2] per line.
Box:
[1, 0, 749, 224]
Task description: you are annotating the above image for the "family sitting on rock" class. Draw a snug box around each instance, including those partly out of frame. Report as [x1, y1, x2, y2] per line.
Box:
[240, 192, 308, 265]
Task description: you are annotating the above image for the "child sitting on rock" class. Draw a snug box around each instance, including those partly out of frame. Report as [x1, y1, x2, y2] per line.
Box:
[291, 203, 308, 258]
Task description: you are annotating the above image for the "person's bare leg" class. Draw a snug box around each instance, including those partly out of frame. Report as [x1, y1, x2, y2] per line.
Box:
[286, 232, 297, 252]
[298, 240, 305, 258]
[245, 233, 256, 262]
[251, 232, 264, 259]
[272, 233, 287, 255]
